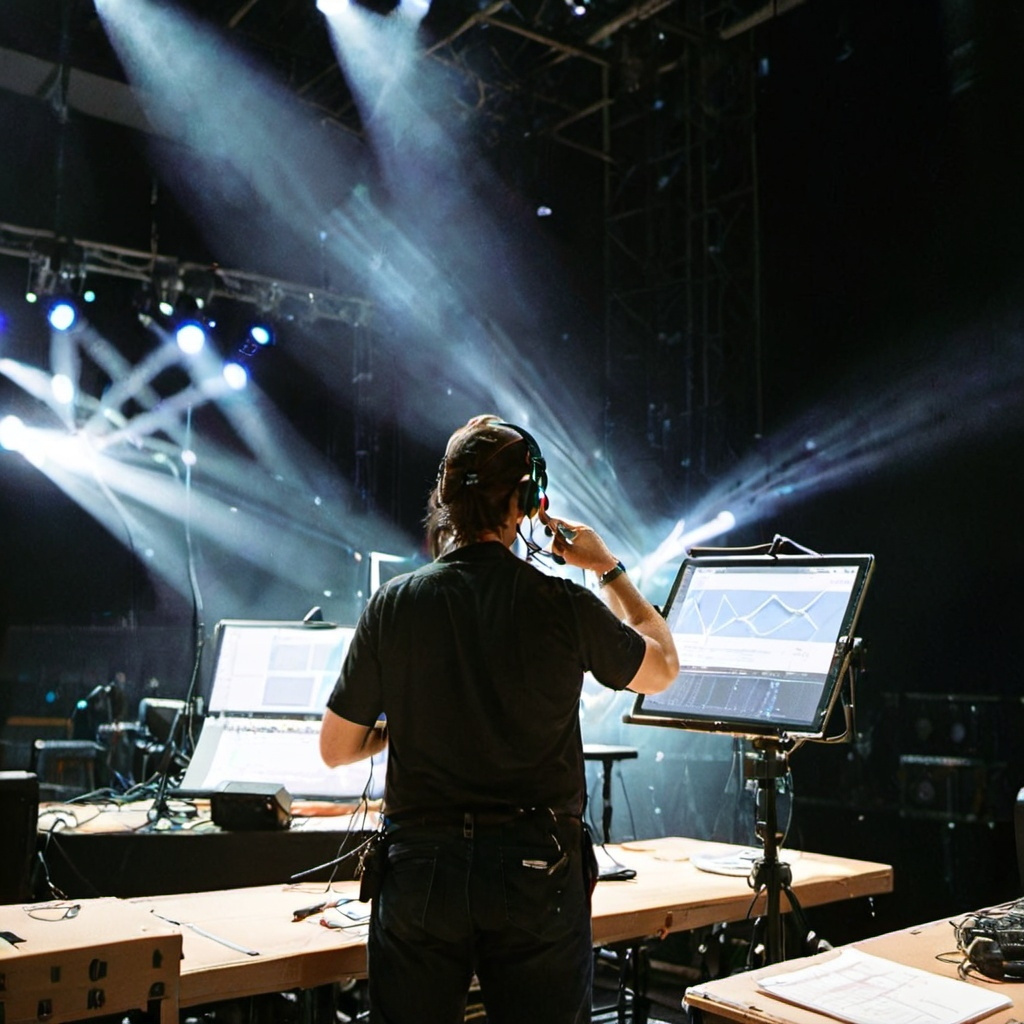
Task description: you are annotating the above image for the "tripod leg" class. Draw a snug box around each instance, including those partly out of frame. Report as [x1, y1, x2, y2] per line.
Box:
[782, 884, 831, 956]
[746, 909, 766, 971]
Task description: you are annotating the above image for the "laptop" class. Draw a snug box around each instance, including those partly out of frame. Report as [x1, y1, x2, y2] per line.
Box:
[178, 619, 386, 801]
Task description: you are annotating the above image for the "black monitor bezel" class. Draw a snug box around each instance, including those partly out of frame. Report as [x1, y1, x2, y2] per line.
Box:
[626, 552, 875, 742]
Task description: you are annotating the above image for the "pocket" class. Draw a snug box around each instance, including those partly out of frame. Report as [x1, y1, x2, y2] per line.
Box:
[378, 841, 438, 939]
[379, 840, 469, 944]
[500, 843, 587, 942]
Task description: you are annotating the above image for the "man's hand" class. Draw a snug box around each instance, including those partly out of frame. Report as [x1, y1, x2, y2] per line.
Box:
[539, 509, 619, 577]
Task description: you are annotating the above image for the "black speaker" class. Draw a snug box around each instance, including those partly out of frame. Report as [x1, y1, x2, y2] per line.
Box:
[210, 781, 292, 831]
[0, 770, 40, 902]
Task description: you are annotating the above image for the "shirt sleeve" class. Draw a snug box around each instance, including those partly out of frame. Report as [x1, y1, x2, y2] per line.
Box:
[326, 598, 385, 727]
[570, 584, 648, 691]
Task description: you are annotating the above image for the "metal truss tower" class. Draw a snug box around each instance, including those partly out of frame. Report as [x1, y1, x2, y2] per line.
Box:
[600, 2, 764, 513]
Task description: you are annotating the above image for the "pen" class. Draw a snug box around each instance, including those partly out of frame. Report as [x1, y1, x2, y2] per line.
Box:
[293, 899, 341, 921]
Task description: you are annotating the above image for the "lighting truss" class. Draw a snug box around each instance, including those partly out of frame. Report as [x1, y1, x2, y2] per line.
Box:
[0, 221, 374, 328]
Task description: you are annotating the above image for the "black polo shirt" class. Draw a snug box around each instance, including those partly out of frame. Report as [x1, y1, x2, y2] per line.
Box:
[327, 542, 646, 819]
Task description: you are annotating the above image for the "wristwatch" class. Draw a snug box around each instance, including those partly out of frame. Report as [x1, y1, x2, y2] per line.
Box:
[598, 561, 627, 587]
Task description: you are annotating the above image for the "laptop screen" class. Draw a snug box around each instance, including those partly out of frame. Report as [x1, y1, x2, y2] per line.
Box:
[627, 553, 874, 740]
[206, 620, 354, 717]
[179, 619, 385, 799]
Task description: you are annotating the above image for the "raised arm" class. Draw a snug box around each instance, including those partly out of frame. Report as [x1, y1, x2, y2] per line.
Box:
[544, 513, 679, 694]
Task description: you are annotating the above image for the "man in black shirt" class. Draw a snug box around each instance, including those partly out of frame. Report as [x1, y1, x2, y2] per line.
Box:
[321, 415, 678, 1024]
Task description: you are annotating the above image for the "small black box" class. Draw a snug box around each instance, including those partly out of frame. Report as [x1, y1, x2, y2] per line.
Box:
[210, 781, 292, 831]
[0, 770, 40, 901]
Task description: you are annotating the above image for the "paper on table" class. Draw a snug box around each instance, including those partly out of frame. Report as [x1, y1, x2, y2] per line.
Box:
[691, 846, 803, 877]
[758, 947, 1012, 1024]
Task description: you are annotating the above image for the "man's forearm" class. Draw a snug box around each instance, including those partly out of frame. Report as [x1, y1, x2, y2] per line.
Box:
[602, 572, 672, 646]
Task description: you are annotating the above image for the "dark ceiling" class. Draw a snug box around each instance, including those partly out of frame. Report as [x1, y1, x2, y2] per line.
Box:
[1, 0, 729, 145]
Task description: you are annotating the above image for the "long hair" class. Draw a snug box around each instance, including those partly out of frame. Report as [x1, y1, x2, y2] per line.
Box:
[425, 415, 532, 557]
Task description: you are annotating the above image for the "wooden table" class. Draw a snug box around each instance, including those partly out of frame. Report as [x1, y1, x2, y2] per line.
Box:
[590, 836, 892, 947]
[685, 915, 1017, 1024]
[4, 837, 893, 1023]
[123, 836, 891, 1011]
[128, 883, 367, 1011]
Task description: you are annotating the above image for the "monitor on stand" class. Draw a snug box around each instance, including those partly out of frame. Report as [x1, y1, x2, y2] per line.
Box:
[625, 549, 875, 965]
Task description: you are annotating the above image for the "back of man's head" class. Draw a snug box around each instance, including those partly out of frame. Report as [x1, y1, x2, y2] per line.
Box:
[426, 415, 533, 556]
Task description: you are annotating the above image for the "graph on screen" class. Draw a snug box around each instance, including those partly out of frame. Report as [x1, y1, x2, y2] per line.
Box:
[629, 554, 874, 739]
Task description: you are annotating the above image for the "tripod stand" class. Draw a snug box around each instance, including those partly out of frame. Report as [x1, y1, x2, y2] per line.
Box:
[744, 737, 819, 967]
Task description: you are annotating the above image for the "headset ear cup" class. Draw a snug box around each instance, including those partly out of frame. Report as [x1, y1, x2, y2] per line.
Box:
[520, 474, 547, 518]
[493, 421, 547, 517]
[518, 478, 536, 518]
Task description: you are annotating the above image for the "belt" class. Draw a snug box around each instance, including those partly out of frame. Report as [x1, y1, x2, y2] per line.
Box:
[386, 807, 580, 839]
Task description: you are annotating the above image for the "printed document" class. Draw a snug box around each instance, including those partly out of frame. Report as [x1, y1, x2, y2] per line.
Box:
[758, 947, 1012, 1024]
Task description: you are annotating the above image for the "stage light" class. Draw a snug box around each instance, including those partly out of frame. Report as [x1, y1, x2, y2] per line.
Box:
[51, 374, 75, 406]
[398, 0, 430, 21]
[47, 299, 79, 332]
[229, 321, 275, 366]
[175, 320, 207, 354]
[181, 267, 218, 311]
[317, 0, 350, 12]
[0, 414, 26, 451]
[26, 245, 89, 324]
[25, 254, 56, 305]
[152, 259, 184, 317]
[222, 361, 248, 391]
[678, 510, 737, 549]
[248, 323, 274, 348]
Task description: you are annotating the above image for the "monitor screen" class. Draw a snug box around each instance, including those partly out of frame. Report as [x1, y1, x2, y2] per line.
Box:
[206, 620, 354, 717]
[628, 553, 874, 740]
[140, 697, 186, 742]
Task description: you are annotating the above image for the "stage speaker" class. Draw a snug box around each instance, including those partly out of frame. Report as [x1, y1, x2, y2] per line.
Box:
[0, 770, 40, 902]
[210, 781, 292, 831]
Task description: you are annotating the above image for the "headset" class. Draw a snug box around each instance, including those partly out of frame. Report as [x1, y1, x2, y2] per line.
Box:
[494, 421, 548, 519]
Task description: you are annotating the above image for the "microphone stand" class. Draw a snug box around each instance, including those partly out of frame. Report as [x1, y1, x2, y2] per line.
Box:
[146, 704, 185, 827]
[145, 408, 206, 829]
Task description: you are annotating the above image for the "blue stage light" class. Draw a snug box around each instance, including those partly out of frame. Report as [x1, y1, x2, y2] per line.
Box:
[175, 320, 207, 354]
[47, 299, 78, 332]
[222, 361, 249, 390]
[249, 324, 273, 347]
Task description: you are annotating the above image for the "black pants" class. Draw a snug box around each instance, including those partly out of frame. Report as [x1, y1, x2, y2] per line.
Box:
[367, 811, 594, 1024]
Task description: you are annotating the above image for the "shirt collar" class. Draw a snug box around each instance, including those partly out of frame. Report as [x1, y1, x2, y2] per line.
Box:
[439, 541, 517, 566]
